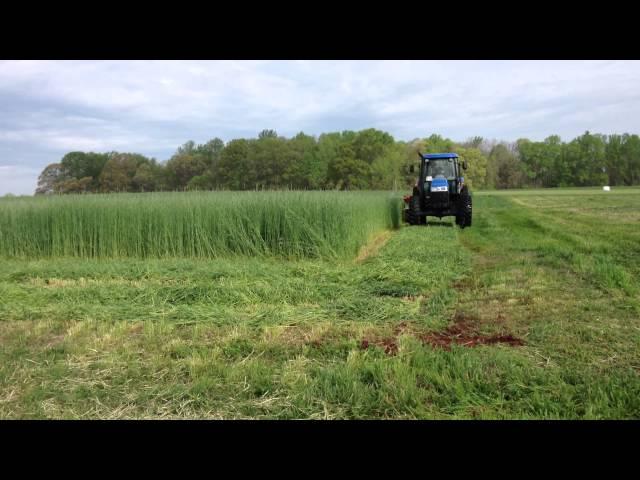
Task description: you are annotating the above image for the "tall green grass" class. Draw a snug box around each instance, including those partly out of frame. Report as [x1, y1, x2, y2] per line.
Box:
[0, 191, 402, 260]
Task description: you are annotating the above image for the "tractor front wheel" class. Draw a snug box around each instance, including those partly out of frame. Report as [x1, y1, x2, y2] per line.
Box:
[406, 195, 425, 225]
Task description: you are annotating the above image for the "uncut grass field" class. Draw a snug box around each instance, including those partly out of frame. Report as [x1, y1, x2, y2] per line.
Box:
[0, 188, 639, 419]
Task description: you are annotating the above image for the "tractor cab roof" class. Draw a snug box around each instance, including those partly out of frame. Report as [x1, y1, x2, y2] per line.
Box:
[420, 153, 459, 160]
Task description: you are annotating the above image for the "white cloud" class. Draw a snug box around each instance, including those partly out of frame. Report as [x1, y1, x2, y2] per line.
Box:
[1, 60, 640, 195]
[0, 165, 42, 196]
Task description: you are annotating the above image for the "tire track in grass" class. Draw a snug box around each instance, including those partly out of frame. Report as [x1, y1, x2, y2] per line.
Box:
[356, 223, 523, 354]
[455, 193, 640, 360]
[355, 230, 393, 263]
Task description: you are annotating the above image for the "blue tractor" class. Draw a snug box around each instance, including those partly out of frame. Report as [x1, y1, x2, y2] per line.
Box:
[403, 152, 472, 228]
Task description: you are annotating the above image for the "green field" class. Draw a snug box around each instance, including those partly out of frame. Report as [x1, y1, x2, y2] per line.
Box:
[1, 188, 639, 418]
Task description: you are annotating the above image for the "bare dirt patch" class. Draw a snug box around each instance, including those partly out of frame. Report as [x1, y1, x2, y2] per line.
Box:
[359, 312, 524, 355]
[44, 334, 66, 349]
[420, 311, 524, 350]
[129, 324, 144, 336]
[360, 337, 398, 355]
[418, 325, 524, 350]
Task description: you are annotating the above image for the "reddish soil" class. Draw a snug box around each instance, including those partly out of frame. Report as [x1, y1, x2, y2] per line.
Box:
[393, 321, 410, 335]
[359, 311, 524, 355]
[380, 338, 399, 355]
[420, 311, 524, 351]
[418, 327, 524, 350]
[452, 280, 472, 291]
[359, 337, 398, 355]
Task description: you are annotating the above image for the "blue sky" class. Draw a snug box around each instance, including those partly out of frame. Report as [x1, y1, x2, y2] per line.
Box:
[1, 60, 640, 195]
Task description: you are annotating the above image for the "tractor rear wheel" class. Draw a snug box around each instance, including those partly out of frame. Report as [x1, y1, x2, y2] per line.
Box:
[407, 195, 425, 225]
[456, 190, 472, 228]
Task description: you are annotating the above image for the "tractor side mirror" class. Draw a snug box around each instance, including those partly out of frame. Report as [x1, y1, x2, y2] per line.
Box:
[462, 161, 468, 170]
[409, 165, 415, 174]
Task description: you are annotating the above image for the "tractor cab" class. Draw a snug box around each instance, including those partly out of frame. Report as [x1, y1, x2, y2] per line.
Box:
[403, 152, 472, 228]
[422, 153, 464, 198]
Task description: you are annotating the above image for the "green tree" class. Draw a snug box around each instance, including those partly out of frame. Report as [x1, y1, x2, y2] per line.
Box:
[132, 161, 162, 192]
[462, 136, 484, 149]
[457, 147, 488, 189]
[571, 131, 607, 186]
[165, 153, 208, 189]
[58, 176, 93, 193]
[176, 140, 196, 156]
[251, 135, 292, 188]
[516, 139, 545, 187]
[315, 133, 343, 188]
[187, 173, 215, 190]
[60, 151, 109, 191]
[605, 134, 623, 186]
[99, 154, 147, 192]
[423, 134, 455, 153]
[352, 128, 395, 165]
[35, 163, 68, 195]
[286, 132, 319, 189]
[621, 134, 640, 185]
[258, 129, 278, 139]
[36, 128, 640, 193]
[489, 144, 523, 189]
[370, 143, 405, 190]
[215, 139, 251, 189]
[327, 142, 370, 190]
[541, 135, 563, 187]
[196, 138, 225, 169]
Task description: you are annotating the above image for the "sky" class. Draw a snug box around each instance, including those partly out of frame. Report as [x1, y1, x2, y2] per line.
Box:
[1, 60, 640, 195]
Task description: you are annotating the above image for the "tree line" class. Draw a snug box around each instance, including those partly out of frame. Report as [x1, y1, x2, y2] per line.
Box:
[35, 129, 640, 194]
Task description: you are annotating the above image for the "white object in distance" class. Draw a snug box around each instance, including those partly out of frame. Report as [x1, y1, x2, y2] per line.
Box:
[603, 186, 611, 191]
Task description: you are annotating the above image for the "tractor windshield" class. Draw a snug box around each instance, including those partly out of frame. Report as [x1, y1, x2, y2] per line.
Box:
[426, 159, 456, 180]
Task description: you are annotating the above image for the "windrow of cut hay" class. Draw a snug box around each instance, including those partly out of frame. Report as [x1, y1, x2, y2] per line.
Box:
[0, 191, 402, 259]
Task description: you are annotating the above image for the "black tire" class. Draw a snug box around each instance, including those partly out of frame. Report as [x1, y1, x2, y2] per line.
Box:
[456, 189, 472, 228]
[406, 195, 425, 225]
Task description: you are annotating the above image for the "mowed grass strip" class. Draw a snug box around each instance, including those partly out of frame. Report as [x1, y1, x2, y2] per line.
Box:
[0, 191, 402, 260]
[0, 226, 472, 419]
